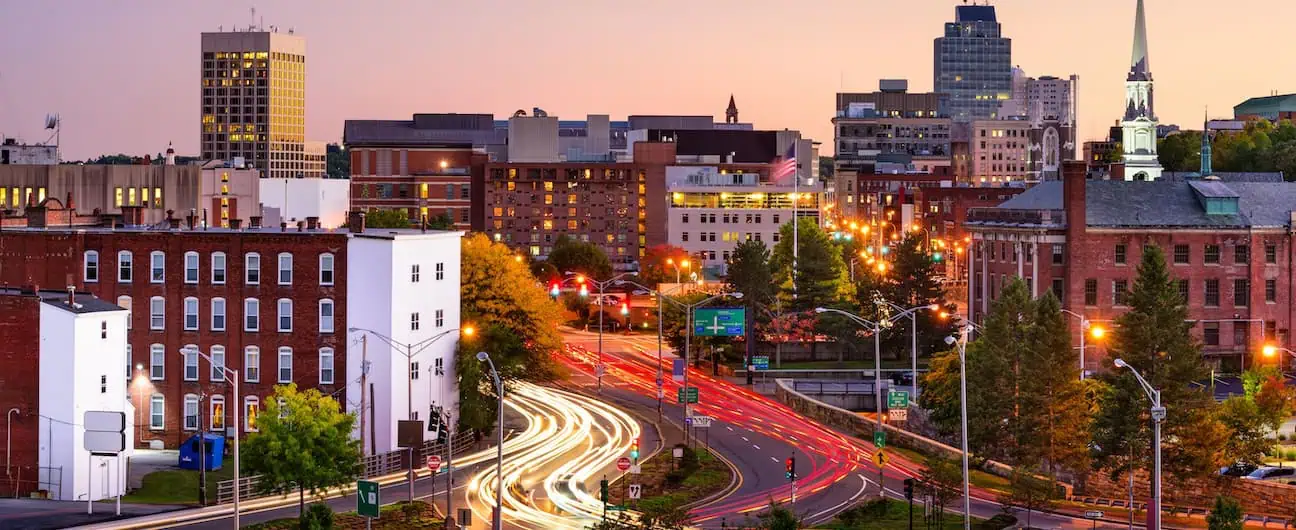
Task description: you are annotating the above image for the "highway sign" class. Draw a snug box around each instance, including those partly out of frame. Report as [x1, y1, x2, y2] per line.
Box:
[693, 308, 746, 337]
[1084, 510, 1104, 519]
[677, 386, 699, 404]
[426, 455, 442, 470]
[887, 390, 910, 409]
[873, 430, 886, 448]
[873, 449, 889, 468]
[628, 484, 642, 500]
[357, 480, 380, 518]
[692, 415, 713, 428]
[890, 409, 908, 422]
[672, 359, 685, 382]
[616, 457, 632, 471]
[752, 356, 770, 371]
[629, 464, 642, 474]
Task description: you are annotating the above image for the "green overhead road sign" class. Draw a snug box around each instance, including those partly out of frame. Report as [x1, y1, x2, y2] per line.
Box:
[676, 387, 699, 404]
[887, 390, 910, 409]
[693, 308, 746, 337]
[357, 480, 380, 518]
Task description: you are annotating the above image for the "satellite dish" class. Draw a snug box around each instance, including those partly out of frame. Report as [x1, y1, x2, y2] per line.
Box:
[44, 114, 60, 130]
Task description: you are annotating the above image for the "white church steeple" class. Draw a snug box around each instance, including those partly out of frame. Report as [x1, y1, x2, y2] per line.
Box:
[1121, 0, 1163, 181]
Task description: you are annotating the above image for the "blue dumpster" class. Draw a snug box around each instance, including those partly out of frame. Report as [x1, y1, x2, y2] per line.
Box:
[178, 433, 225, 471]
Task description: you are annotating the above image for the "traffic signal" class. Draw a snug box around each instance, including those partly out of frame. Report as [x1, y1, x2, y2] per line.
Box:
[903, 478, 915, 500]
[620, 303, 629, 316]
[932, 252, 943, 262]
[549, 282, 560, 298]
[630, 438, 640, 460]
[785, 456, 795, 480]
[579, 284, 589, 297]
[599, 479, 609, 503]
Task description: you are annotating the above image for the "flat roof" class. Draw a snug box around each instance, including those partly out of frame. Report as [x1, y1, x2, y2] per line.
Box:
[0, 288, 124, 314]
[350, 229, 465, 241]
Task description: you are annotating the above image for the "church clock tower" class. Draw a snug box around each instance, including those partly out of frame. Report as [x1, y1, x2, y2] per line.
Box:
[1121, 0, 1163, 181]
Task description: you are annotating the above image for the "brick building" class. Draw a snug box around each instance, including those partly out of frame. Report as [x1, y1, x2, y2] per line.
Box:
[0, 219, 347, 448]
[343, 139, 487, 231]
[966, 161, 1296, 372]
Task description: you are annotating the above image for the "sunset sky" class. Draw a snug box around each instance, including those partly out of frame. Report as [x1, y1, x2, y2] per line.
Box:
[1, 0, 1290, 160]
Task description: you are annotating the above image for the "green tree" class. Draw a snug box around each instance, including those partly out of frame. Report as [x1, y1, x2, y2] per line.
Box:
[755, 500, 800, 530]
[1157, 131, 1202, 172]
[639, 244, 692, 286]
[365, 208, 410, 228]
[920, 454, 962, 527]
[770, 217, 845, 312]
[325, 143, 350, 178]
[726, 240, 775, 310]
[241, 384, 361, 518]
[965, 278, 1033, 463]
[1206, 496, 1244, 530]
[548, 235, 613, 280]
[455, 323, 528, 433]
[460, 233, 564, 381]
[1018, 292, 1091, 477]
[1091, 246, 1228, 482]
[1217, 396, 1271, 466]
[425, 213, 454, 230]
[883, 234, 956, 360]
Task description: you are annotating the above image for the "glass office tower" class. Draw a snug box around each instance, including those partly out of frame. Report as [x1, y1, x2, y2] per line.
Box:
[934, 5, 1012, 122]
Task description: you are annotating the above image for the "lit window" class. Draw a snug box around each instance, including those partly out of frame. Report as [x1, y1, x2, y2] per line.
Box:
[244, 396, 259, 432]
[210, 395, 226, 431]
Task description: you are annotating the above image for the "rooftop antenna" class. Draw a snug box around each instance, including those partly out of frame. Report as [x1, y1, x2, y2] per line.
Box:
[250, 6, 256, 30]
[44, 114, 60, 161]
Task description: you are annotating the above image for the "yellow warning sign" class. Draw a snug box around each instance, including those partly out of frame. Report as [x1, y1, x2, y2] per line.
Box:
[873, 449, 889, 468]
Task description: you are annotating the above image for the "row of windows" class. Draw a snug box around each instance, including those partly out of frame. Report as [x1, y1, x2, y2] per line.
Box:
[680, 232, 776, 244]
[1083, 278, 1275, 307]
[84, 251, 334, 286]
[147, 393, 268, 432]
[118, 296, 330, 333]
[680, 213, 781, 225]
[133, 344, 330, 386]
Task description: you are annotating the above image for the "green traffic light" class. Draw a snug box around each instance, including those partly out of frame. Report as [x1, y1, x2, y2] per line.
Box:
[932, 252, 943, 262]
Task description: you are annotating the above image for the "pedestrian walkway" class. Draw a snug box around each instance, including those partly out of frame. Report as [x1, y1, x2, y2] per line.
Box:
[127, 449, 179, 490]
[0, 498, 179, 530]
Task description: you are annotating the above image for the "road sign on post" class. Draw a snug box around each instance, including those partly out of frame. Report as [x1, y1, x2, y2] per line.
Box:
[616, 457, 632, 472]
[676, 387, 699, 404]
[890, 409, 908, 422]
[752, 356, 770, 371]
[874, 449, 889, 468]
[628, 484, 642, 499]
[357, 480, 380, 518]
[692, 308, 746, 337]
[426, 455, 442, 470]
[691, 415, 713, 428]
[599, 479, 609, 503]
[887, 390, 910, 410]
[873, 430, 886, 448]
[672, 359, 685, 382]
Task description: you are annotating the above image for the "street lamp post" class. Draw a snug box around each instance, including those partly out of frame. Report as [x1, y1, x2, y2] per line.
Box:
[677, 292, 743, 444]
[944, 322, 980, 530]
[1263, 344, 1296, 373]
[1113, 358, 1164, 530]
[665, 258, 690, 286]
[564, 271, 635, 393]
[178, 347, 241, 529]
[876, 301, 939, 400]
[476, 351, 505, 530]
[1061, 309, 1104, 380]
[614, 279, 670, 421]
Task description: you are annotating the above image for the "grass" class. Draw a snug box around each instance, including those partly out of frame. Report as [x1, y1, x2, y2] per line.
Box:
[122, 464, 238, 505]
[883, 445, 1011, 493]
[614, 446, 732, 513]
[817, 498, 1007, 529]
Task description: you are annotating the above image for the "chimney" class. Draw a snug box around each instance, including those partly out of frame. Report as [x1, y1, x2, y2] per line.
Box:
[1062, 160, 1087, 240]
[347, 211, 366, 234]
[186, 213, 197, 230]
[306, 216, 319, 230]
[249, 216, 262, 229]
[229, 218, 243, 230]
[280, 221, 288, 232]
[296, 220, 304, 232]
[169, 217, 182, 230]
[66, 285, 75, 307]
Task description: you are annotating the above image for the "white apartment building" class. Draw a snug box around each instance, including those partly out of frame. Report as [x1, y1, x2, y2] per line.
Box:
[259, 177, 351, 229]
[346, 228, 464, 455]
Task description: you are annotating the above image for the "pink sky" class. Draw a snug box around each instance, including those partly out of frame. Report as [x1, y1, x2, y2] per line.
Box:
[1, 0, 1289, 160]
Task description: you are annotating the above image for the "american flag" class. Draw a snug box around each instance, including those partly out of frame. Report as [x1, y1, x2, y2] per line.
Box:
[770, 142, 798, 186]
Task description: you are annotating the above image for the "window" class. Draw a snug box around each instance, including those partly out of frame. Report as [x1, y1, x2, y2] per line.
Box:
[277, 299, 292, 332]
[277, 253, 293, 285]
[118, 296, 133, 330]
[1205, 244, 1220, 264]
[184, 297, 199, 330]
[1051, 245, 1063, 265]
[435, 262, 445, 280]
[209, 395, 226, 431]
[83, 251, 99, 282]
[1173, 244, 1189, 265]
[1178, 279, 1190, 303]
[319, 348, 334, 384]
[183, 347, 199, 381]
[411, 361, 420, 381]
[1265, 243, 1277, 264]
[1234, 322, 1250, 350]
[211, 298, 226, 331]
[1051, 278, 1063, 300]
[1084, 279, 1097, 306]
[184, 394, 199, 430]
[150, 344, 165, 380]
[1234, 279, 1250, 307]
[149, 395, 165, 430]
[245, 253, 261, 284]
[150, 251, 165, 283]
[319, 299, 334, 333]
[150, 296, 165, 330]
[125, 345, 133, 380]
[435, 309, 445, 328]
[244, 396, 259, 432]
[1205, 279, 1220, 306]
[411, 264, 421, 283]
[1203, 322, 1220, 346]
[117, 251, 133, 282]
[1113, 280, 1130, 306]
[1266, 279, 1277, 303]
[244, 346, 260, 382]
[184, 251, 199, 283]
[277, 347, 292, 383]
[1235, 245, 1250, 264]
[1114, 244, 1126, 265]
[319, 253, 335, 285]
[210, 346, 226, 381]
[434, 357, 445, 376]
[244, 298, 259, 331]
[410, 312, 420, 331]
[211, 252, 227, 284]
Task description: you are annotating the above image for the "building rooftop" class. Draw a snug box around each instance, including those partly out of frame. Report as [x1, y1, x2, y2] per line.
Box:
[1161, 172, 1284, 182]
[0, 288, 124, 314]
[1234, 93, 1296, 117]
[955, 5, 997, 22]
[343, 118, 501, 147]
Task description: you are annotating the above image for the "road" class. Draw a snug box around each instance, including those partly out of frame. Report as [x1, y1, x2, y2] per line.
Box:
[562, 328, 1140, 529]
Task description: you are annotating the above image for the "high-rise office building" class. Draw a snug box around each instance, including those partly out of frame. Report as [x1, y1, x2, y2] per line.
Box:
[200, 30, 324, 178]
[934, 4, 1013, 122]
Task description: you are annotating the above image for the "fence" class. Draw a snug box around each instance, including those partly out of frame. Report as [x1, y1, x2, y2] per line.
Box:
[216, 430, 475, 505]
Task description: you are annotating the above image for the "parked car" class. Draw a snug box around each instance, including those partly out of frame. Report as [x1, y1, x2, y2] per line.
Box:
[1219, 462, 1258, 477]
[1242, 466, 1295, 481]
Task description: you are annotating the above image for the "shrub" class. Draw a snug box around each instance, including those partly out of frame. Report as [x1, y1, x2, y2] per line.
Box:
[299, 502, 333, 530]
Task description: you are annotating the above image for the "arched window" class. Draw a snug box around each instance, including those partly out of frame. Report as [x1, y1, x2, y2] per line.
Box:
[244, 396, 260, 432]
[183, 394, 200, 430]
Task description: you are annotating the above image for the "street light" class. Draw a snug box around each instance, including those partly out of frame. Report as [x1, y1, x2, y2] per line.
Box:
[943, 320, 982, 530]
[1263, 344, 1295, 373]
[876, 301, 940, 400]
[665, 258, 691, 285]
[1061, 309, 1105, 380]
[178, 347, 241, 529]
[675, 291, 743, 444]
[563, 271, 635, 392]
[1112, 358, 1164, 530]
[475, 351, 504, 530]
[615, 279, 668, 421]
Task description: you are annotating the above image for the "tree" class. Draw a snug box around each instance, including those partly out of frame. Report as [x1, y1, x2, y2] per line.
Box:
[1206, 496, 1244, 530]
[640, 244, 692, 286]
[241, 384, 361, 518]
[547, 235, 613, 280]
[963, 278, 1033, 463]
[727, 240, 775, 377]
[755, 500, 800, 530]
[1000, 470, 1054, 530]
[770, 217, 845, 312]
[1157, 131, 1202, 172]
[818, 156, 835, 179]
[365, 208, 410, 228]
[455, 323, 528, 433]
[920, 454, 962, 527]
[1017, 292, 1091, 477]
[1217, 397, 1271, 466]
[325, 143, 350, 178]
[883, 234, 956, 359]
[425, 213, 454, 230]
[1091, 245, 1228, 482]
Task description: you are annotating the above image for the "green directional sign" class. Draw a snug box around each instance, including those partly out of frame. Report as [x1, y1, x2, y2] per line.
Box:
[873, 430, 886, 448]
[608, 504, 628, 511]
[356, 480, 380, 518]
[693, 308, 746, 337]
[752, 356, 770, 371]
[887, 390, 910, 409]
[676, 386, 699, 404]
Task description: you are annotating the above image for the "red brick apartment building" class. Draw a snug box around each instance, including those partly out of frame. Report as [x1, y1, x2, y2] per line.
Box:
[966, 161, 1296, 372]
[345, 139, 488, 231]
[0, 216, 347, 447]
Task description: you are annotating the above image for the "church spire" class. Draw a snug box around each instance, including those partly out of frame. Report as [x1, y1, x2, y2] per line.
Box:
[725, 94, 739, 124]
[1129, 0, 1151, 81]
[1201, 109, 1213, 176]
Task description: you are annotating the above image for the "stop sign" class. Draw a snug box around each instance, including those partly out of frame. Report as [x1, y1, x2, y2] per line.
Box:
[616, 457, 631, 471]
[426, 455, 442, 470]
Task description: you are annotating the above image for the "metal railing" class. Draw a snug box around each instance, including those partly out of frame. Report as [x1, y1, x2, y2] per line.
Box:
[216, 430, 475, 504]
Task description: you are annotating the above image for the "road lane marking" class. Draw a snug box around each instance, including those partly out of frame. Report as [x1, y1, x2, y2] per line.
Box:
[807, 474, 869, 523]
[753, 445, 760, 450]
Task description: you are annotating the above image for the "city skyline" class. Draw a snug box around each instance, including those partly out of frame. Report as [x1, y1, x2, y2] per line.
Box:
[2, 0, 1291, 160]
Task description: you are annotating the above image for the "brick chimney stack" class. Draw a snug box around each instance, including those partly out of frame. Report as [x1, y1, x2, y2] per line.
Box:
[348, 211, 366, 234]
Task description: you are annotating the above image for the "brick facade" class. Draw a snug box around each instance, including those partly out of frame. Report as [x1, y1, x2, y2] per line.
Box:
[0, 227, 347, 448]
[0, 293, 40, 496]
[348, 145, 488, 231]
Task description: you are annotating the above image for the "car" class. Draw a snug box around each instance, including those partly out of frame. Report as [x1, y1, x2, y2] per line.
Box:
[1219, 462, 1258, 477]
[1242, 466, 1295, 481]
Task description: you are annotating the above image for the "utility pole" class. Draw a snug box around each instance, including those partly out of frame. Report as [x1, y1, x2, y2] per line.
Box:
[359, 335, 368, 456]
